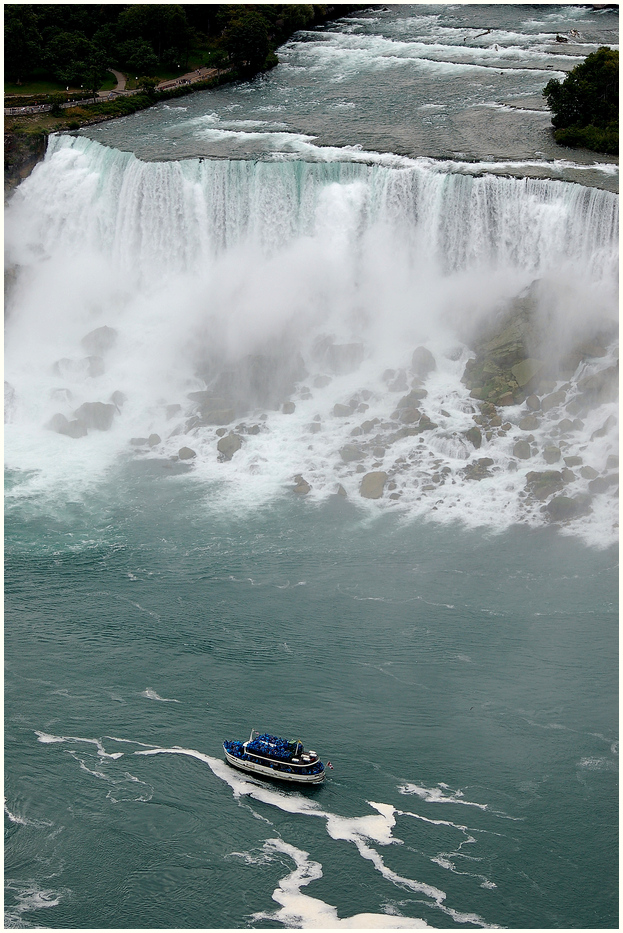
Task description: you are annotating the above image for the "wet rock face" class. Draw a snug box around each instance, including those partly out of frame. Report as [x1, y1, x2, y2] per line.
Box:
[81, 326, 118, 356]
[178, 446, 196, 460]
[525, 470, 565, 501]
[217, 433, 243, 461]
[74, 402, 116, 431]
[292, 474, 311, 494]
[546, 495, 592, 522]
[53, 357, 105, 379]
[411, 346, 436, 378]
[46, 413, 88, 438]
[360, 471, 387, 499]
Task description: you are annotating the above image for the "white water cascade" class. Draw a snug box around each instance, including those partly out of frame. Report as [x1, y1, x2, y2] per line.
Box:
[5, 135, 619, 545]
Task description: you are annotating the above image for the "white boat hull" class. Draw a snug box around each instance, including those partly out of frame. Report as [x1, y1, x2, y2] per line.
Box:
[224, 749, 325, 783]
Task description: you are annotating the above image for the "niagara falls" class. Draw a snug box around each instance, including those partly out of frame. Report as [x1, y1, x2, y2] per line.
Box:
[4, 4, 618, 929]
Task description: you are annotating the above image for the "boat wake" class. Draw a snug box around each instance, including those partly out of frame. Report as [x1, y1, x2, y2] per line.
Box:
[27, 730, 509, 928]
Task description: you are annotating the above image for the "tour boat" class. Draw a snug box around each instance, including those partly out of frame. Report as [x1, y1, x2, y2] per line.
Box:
[223, 730, 326, 783]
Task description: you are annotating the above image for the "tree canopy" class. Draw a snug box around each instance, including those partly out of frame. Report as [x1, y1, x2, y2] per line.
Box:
[5, 4, 365, 90]
[543, 47, 618, 154]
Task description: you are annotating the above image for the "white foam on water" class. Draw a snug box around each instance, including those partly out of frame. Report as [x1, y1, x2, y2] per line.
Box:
[4, 880, 64, 924]
[141, 688, 180, 703]
[398, 783, 489, 810]
[251, 838, 431, 928]
[133, 745, 490, 924]
[4, 800, 54, 829]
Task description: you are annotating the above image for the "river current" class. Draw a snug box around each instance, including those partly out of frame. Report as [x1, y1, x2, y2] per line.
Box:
[4, 5, 618, 929]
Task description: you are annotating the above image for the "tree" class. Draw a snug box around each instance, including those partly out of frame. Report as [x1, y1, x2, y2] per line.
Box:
[222, 11, 270, 75]
[543, 47, 618, 153]
[5, 6, 41, 83]
[137, 76, 160, 100]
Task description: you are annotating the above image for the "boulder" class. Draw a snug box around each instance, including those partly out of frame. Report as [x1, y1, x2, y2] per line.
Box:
[541, 390, 566, 413]
[178, 446, 196, 460]
[588, 473, 618, 495]
[47, 413, 88, 438]
[217, 433, 242, 461]
[46, 413, 69, 433]
[388, 370, 408, 392]
[73, 401, 116, 431]
[360, 471, 387, 499]
[513, 439, 532, 460]
[130, 437, 149, 446]
[64, 419, 88, 438]
[577, 364, 618, 404]
[464, 426, 482, 449]
[580, 465, 599, 480]
[606, 455, 619, 470]
[543, 445, 561, 464]
[397, 389, 427, 409]
[411, 346, 436, 378]
[336, 484, 347, 497]
[148, 434, 161, 447]
[591, 414, 617, 440]
[556, 418, 575, 434]
[340, 444, 364, 463]
[49, 387, 73, 403]
[399, 407, 420, 425]
[309, 422, 322, 434]
[511, 358, 543, 388]
[463, 457, 495, 481]
[519, 414, 539, 431]
[333, 403, 352, 417]
[202, 408, 236, 426]
[525, 470, 564, 500]
[361, 419, 380, 433]
[81, 326, 117, 356]
[313, 374, 332, 388]
[53, 356, 104, 380]
[282, 401, 296, 414]
[292, 474, 311, 494]
[546, 495, 592, 522]
[525, 394, 541, 411]
[110, 390, 127, 409]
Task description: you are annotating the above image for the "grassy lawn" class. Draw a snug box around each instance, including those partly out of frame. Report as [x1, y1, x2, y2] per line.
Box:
[5, 77, 79, 96]
[6, 70, 120, 98]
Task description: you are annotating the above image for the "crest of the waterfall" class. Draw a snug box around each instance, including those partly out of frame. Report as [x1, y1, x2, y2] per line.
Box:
[4, 135, 618, 543]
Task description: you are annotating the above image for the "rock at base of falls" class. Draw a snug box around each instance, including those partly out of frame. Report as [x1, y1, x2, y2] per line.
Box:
[74, 401, 116, 431]
[217, 433, 243, 461]
[359, 471, 387, 499]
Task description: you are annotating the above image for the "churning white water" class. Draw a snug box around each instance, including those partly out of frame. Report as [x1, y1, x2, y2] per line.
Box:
[5, 134, 619, 545]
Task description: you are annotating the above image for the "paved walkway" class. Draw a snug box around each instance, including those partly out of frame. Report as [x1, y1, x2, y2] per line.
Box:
[97, 69, 127, 98]
[156, 66, 219, 91]
[5, 66, 224, 115]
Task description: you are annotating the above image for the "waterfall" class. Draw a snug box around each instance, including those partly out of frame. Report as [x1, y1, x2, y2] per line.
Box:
[4, 135, 619, 544]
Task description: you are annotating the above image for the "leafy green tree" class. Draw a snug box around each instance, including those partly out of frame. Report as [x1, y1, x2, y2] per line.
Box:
[222, 11, 270, 74]
[117, 4, 190, 62]
[543, 47, 618, 153]
[5, 5, 41, 82]
[137, 76, 160, 100]
[118, 39, 159, 76]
